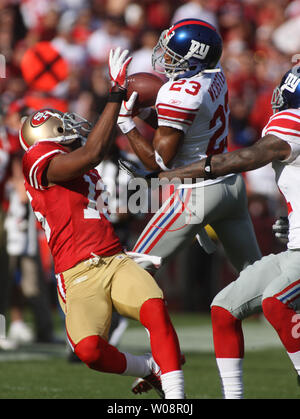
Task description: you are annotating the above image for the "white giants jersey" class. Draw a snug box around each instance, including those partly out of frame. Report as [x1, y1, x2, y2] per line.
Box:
[262, 108, 300, 249]
[155, 68, 233, 186]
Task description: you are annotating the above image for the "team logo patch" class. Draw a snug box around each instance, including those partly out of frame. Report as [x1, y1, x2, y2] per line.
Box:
[169, 99, 182, 106]
[282, 73, 300, 93]
[30, 110, 52, 127]
[189, 40, 210, 59]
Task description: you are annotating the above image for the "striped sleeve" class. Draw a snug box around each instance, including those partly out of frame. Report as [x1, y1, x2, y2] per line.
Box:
[23, 143, 66, 190]
[262, 110, 300, 144]
[156, 102, 198, 133]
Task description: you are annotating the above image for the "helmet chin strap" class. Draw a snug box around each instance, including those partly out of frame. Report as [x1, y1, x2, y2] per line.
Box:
[203, 68, 221, 73]
[174, 65, 221, 80]
[37, 133, 82, 144]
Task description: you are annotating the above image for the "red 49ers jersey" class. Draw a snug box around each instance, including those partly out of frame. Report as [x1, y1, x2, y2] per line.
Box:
[22, 141, 123, 274]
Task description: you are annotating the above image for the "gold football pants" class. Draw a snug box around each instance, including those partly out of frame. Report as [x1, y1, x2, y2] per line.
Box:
[56, 253, 163, 347]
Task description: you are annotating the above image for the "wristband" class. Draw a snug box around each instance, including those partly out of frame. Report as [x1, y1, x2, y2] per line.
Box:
[204, 155, 216, 179]
[108, 89, 127, 103]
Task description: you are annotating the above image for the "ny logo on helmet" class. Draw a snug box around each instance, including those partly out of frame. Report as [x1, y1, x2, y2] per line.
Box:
[282, 73, 300, 93]
[189, 40, 210, 59]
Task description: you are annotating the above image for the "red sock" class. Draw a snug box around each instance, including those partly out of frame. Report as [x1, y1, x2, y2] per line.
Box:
[74, 335, 126, 373]
[211, 306, 244, 358]
[262, 297, 300, 353]
[139, 298, 181, 374]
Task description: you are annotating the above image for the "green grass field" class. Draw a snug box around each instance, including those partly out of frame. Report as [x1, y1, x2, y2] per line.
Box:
[0, 313, 299, 400]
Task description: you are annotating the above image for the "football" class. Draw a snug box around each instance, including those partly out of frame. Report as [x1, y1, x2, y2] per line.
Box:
[126, 72, 164, 110]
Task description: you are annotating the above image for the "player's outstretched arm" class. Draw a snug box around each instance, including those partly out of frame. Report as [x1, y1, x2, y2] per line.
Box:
[125, 125, 184, 171]
[46, 48, 132, 184]
[159, 134, 291, 181]
[118, 92, 184, 171]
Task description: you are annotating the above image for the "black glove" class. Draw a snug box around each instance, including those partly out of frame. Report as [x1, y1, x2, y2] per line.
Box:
[272, 216, 289, 243]
[118, 159, 160, 181]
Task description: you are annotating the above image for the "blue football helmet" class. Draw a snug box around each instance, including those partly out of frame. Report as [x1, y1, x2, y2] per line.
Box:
[271, 68, 300, 113]
[152, 19, 222, 80]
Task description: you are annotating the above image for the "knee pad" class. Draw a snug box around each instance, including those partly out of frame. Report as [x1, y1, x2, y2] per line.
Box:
[211, 283, 235, 315]
[262, 296, 300, 353]
[262, 296, 289, 328]
[140, 298, 169, 330]
[74, 335, 101, 367]
[74, 335, 126, 373]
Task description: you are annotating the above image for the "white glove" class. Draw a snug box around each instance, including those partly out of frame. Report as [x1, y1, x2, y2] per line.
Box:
[117, 91, 138, 134]
[272, 216, 289, 243]
[118, 159, 160, 184]
[108, 47, 132, 89]
[125, 251, 162, 269]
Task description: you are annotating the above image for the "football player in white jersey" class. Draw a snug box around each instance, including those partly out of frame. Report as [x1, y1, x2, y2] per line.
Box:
[153, 67, 300, 398]
[117, 19, 262, 395]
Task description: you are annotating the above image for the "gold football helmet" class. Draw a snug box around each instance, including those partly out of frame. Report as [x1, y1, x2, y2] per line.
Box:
[19, 108, 93, 151]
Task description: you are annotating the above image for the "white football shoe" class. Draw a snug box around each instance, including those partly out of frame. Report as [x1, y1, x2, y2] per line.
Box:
[131, 353, 186, 398]
[132, 353, 164, 398]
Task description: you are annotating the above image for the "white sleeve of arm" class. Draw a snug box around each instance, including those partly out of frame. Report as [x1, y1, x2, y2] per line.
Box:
[282, 141, 300, 164]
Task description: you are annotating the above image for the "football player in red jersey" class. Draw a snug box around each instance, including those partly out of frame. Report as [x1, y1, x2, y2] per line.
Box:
[19, 48, 185, 399]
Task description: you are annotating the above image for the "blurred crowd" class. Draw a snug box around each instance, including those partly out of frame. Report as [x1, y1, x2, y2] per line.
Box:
[0, 0, 297, 347]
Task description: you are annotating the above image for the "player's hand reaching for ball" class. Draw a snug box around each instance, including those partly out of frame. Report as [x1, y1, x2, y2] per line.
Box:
[108, 47, 132, 90]
[117, 91, 138, 134]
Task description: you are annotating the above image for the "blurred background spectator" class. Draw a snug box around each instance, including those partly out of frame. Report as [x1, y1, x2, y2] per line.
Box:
[0, 0, 295, 344]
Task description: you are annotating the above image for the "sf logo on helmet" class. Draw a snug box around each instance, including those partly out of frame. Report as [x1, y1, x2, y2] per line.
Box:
[31, 110, 52, 127]
[189, 40, 210, 59]
[282, 73, 300, 93]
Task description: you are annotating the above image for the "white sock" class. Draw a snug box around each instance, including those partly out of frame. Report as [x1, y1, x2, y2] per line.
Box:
[287, 350, 300, 376]
[216, 358, 243, 399]
[161, 370, 185, 399]
[121, 352, 150, 377]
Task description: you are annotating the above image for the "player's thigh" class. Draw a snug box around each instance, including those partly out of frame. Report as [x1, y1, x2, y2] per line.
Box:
[133, 187, 202, 260]
[61, 264, 113, 345]
[210, 175, 261, 272]
[212, 212, 261, 273]
[111, 256, 163, 321]
[200, 174, 246, 223]
[262, 250, 300, 310]
[211, 253, 283, 319]
[133, 178, 246, 264]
